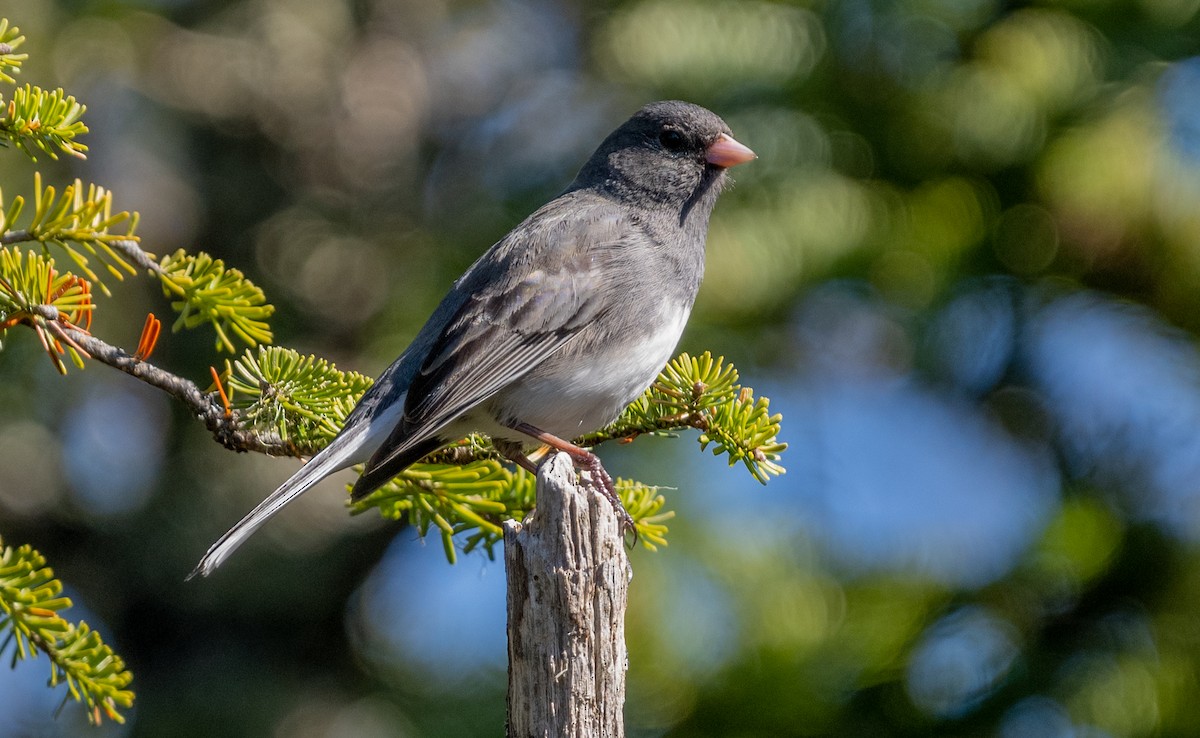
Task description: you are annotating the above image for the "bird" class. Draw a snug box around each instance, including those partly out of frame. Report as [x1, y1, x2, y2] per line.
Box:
[190, 100, 755, 578]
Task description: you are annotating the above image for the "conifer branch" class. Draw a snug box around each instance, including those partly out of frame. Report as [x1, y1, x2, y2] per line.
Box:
[0, 173, 139, 295]
[0, 84, 87, 160]
[158, 250, 274, 351]
[0, 176, 272, 348]
[350, 461, 673, 561]
[224, 346, 368, 443]
[344, 352, 781, 560]
[0, 249, 299, 454]
[0, 14, 280, 725]
[216, 346, 782, 558]
[36, 315, 307, 458]
[0, 537, 134, 724]
[579, 352, 787, 483]
[0, 247, 93, 373]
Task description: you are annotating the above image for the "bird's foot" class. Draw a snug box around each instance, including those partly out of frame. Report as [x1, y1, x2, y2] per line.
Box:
[581, 453, 637, 541]
[508, 422, 637, 542]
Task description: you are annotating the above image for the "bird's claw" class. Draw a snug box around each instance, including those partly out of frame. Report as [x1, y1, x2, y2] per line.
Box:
[583, 454, 638, 543]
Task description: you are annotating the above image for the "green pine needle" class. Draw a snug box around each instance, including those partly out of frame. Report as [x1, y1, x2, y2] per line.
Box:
[0, 537, 134, 724]
[0, 84, 87, 160]
[159, 250, 275, 352]
[700, 391, 788, 483]
[0, 246, 89, 318]
[353, 459, 534, 563]
[350, 461, 672, 561]
[0, 20, 27, 85]
[1, 173, 141, 296]
[584, 351, 787, 484]
[0, 247, 93, 372]
[619, 480, 674, 549]
[226, 346, 371, 445]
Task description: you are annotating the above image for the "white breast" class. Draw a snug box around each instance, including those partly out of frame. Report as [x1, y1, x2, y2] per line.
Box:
[487, 304, 692, 440]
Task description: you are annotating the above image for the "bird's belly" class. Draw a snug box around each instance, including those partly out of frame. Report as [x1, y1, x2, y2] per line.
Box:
[487, 305, 690, 440]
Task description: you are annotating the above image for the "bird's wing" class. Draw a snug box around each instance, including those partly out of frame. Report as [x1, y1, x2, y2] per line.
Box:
[350, 201, 630, 497]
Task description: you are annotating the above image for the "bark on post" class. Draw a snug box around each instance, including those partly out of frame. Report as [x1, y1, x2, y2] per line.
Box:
[504, 452, 631, 738]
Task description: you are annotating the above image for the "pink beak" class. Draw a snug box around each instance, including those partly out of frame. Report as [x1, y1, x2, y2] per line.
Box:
[705, 133, 757, 168]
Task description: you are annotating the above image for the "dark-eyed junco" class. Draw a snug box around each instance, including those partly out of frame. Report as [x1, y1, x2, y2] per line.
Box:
[191, 100, 755, 577]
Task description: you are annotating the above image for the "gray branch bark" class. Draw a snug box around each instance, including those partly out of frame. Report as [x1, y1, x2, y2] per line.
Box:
[504, 452, 631, 738]
[29, 308, 310, 457]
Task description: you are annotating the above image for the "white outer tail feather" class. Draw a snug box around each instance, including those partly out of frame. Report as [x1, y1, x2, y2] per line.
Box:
[190, 394, 405, 579]
[188, 427, 371, 579]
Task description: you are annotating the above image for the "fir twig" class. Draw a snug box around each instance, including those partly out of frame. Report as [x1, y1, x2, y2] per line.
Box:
[351, 462, 674, 560]
[42, 317, 309, 458]
[0, 247, 93, 373]
[0, 537, 134, 724]
[6, 269, 783, 560]
[0, 173, 140, 296]
[158, 250, 274, 352]
[0, 175, 270, 350]
[350, 352, 782, 559]
[0, 20, 28, 85]
[225, 346, 372, 445]
[0, 245, 294, 453]
[0, 84, 87, 160]
[580, 352, 787, 483]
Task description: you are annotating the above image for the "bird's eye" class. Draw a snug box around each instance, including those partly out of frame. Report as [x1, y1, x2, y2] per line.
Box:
[658, 129, 686, 152]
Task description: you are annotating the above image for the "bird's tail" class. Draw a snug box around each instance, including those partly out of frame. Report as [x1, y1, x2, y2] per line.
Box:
[188, 427, 371, 579]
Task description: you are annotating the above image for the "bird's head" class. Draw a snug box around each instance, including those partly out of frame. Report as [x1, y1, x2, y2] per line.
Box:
[574, 100, 756, 221]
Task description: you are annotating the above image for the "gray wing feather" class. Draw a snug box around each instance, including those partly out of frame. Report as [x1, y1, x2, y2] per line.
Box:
[356, 198, 628, 487]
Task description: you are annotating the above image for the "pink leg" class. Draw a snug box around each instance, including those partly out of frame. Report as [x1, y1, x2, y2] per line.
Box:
[493, 438, 540, 475]
[511, 422, 636, 534]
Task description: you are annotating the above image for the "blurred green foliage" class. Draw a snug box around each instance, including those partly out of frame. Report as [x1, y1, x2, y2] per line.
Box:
[2, 0, 1200, 736]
